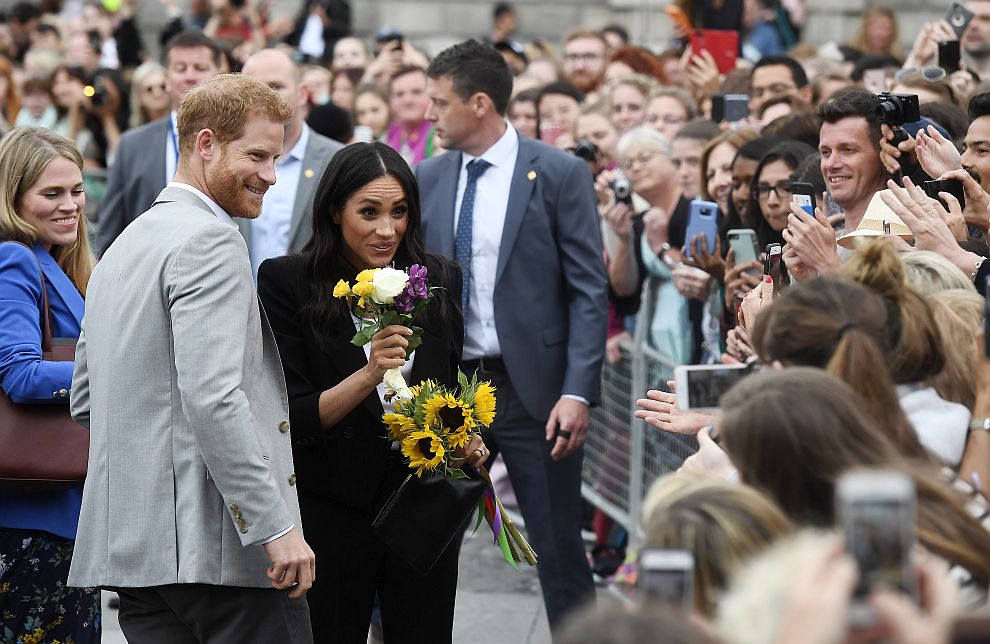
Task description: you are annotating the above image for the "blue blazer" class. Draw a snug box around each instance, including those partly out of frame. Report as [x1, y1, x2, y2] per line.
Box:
[415, 134, 608, 421]
[0, 241, 85, 540]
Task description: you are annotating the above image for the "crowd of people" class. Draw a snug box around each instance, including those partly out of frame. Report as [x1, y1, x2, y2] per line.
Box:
[3, 0, 990, 642]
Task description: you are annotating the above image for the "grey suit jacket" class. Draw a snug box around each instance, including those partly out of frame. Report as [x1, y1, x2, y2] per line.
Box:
[93, 116, 169, 256]
[68, 186, 302, 589]
[237, 129, 343, 258]
[415, 135, 608, 421]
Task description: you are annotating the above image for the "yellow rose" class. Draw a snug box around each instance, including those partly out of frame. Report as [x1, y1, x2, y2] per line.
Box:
[352, 280, 374, 297]
[332, 279, 351, 298]
[356, 268, 378, 283]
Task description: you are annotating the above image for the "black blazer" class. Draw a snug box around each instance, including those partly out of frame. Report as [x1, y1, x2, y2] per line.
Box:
[258, 254, 463, 511]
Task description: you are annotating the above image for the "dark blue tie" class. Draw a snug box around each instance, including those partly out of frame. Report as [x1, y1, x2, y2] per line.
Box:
[454, 158, 491, 323]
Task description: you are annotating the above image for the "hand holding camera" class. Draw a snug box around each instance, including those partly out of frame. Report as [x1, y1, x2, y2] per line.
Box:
[877, 93, 921, 175]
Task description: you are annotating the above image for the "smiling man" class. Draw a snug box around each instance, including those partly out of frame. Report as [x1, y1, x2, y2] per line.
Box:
[69, 74, 316, 643]
[817, 88, 889, 231]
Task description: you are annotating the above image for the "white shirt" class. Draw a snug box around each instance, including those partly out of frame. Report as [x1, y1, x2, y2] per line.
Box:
[168, 181, 238, 228]
[165, 111, 179, 186]
[298, 12, 326, 58]
[453, 122, 518, 361]
[168, 180, 293, 545]
[250, 125, 310, 278]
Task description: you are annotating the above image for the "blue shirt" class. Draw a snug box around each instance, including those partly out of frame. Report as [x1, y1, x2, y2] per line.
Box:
[0, 242, 86, 539]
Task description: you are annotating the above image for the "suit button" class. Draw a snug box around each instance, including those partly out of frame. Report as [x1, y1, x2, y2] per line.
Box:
[59, 388, 68, 398]
[229, 502, 239, 511]
[288, 474, 296, 486]
[279, 420, 290, 433]
[52, 391, 58, 399]
[239, 525, 248, 534]
[342, 428, 353, 439]
[233, 510, 242, 519]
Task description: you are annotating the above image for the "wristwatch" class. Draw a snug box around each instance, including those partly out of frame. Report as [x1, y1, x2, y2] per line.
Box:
[970, 417, 990, 433]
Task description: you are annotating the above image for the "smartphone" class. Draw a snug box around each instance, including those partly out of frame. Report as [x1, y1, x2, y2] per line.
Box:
[540, 121, 564, 146]
[764, 242, 787, 288]
[862, 69, 887, 94]
[939, 40, 962, 73]
[791, 182, 816, 218]
[923, 178, 966, 211]
[837, 469, 917, 626]
[946, 2, 975, 38]
[727, 228, 761, 278]
[638, 548, 695, 610]
[673, 363, 751, 411]
[690, 30, 739, 75]
[710, 93, 750, 124]
[683, 199, 720, 261]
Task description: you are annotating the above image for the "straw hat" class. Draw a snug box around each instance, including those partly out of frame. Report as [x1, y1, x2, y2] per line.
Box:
[836, 189, 913, 249]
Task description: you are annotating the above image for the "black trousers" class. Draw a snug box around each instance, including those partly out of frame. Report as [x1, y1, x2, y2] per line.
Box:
[298, 451, 460, 644]
[112, 583, 313, 644]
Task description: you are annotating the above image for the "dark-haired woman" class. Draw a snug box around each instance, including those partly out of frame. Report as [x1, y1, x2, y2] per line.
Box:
[257, 141, 488, 643]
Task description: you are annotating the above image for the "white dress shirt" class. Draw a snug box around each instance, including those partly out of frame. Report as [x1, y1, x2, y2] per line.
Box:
[454, 122, 518, 361]
[170, 179, 292, 544]
[250, 125, 310, 278]
[165, 111, 179, 186]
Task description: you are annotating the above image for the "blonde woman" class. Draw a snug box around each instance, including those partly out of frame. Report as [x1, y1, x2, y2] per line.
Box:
[0, 127, 98, 643]
[608, 73, 659, 133]
[128, 61, 170, 129]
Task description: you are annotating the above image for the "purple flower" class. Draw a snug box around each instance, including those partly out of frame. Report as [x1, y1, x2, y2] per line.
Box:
[407, 264, 429, 298]
[394, 291, 417, 313]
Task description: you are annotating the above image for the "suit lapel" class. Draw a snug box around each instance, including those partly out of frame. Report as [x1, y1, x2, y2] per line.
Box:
[32, 245, 84, 329]
[496, 138, 539, 285]
[287, 137, 328, 250]
[434, 152, 462, 257]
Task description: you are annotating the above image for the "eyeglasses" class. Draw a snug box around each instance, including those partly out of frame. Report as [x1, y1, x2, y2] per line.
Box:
[894, 66, 947, 83]
[751, 83, 797, 99]
[620, 150, 660, 170]
[755, 181, 792, 200]
[144, 83, 166, 94]
[564, 52, 603, 64]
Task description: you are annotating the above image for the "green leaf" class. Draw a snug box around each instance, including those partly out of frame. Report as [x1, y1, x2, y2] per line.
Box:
[379, 310, 400, 327]
[350, 325, 377, 346]
[458, 370, 470, 391]
[405, 334, 423, 356]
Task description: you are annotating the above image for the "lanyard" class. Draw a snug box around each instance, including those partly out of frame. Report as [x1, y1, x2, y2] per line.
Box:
[167, 116, 179, 175]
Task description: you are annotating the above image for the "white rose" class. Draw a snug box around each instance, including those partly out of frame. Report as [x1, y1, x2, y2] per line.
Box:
[370, 267, 409, 303]
[383, 367, 413, 400]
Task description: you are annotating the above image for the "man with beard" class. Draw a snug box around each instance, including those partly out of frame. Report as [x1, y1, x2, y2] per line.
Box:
[68, 74, 316, 643]
[562, 29, 608, 99]
[963, 0, 990, 79]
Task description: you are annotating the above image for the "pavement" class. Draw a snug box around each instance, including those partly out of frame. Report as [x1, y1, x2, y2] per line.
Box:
[99, 526, 552, 644]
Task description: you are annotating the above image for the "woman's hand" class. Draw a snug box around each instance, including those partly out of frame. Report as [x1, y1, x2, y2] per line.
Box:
[635, 388, 714, 435]
[723, 248, 762, 310]
[725, 325, 756, 362]
[915, 125, 962, 180]
[606, 330, 632, 365]
[939, 168, 990, 233]
[869, 553, 961, 644]
[363, 325, 411, 383]
[684, 234, 726, 283]
[642, 206, 670, 255]
[678, 427, 736, 481]
[740, 277, 773, 331]
[680, 47, 722, 101]
[450, 433, 490, 469]
[601, 201, 635, 238]
[673, 264, 714, 301]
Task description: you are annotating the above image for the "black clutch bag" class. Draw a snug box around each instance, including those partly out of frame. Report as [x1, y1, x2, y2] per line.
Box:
[372, 470, 487, 576]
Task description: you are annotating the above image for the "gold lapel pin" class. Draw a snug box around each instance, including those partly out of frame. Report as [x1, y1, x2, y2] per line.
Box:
[304, 169, 315, 178]
[527, 171, 536, 180]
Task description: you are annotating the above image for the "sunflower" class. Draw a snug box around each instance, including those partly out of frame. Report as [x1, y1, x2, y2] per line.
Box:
[424, 394, 475, 435]
[402, 429, 446, 476]
[472, 382, 497, 426]
[382, 412, 417, 440]
[448, 426, 471, 449]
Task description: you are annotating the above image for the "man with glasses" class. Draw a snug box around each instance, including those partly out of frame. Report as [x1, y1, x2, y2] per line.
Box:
[562, 29, 608, 97]
[748, 55, 812, 115]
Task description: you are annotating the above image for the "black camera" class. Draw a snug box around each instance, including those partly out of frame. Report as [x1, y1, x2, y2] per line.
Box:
[572, 138, 598, 162]
[875, 93, 921, 127]
[923, 178, 966, 211]
[609, 176, 633, 205]
[84, 76, 108, 110]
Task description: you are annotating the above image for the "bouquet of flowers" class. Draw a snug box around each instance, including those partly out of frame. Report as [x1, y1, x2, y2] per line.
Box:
[382, 372, 538, 568]
[333, 264, 436, 400]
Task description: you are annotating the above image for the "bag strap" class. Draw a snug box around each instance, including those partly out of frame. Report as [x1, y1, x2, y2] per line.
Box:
[4, 241, 54, 353]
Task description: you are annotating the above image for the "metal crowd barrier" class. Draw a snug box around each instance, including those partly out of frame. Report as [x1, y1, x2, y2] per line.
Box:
[581, 277, 698, 535]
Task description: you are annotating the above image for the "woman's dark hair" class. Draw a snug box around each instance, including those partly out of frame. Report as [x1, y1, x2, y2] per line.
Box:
[537, 81, 585, 112]
[751, 276, 926, 459]
[303, 141, 455, 347]
[720, 367, 990, 587]
[759, 110, 821, 149]
[746, 140, 816, 249]
[718, 136, 782, 252]
[920, 101, 969, 143]
[792, 151, 825, 197]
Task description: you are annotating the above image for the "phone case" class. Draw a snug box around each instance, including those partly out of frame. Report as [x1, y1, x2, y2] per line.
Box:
[684, 200, 720, 260]
[691, 30, 739, 74]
